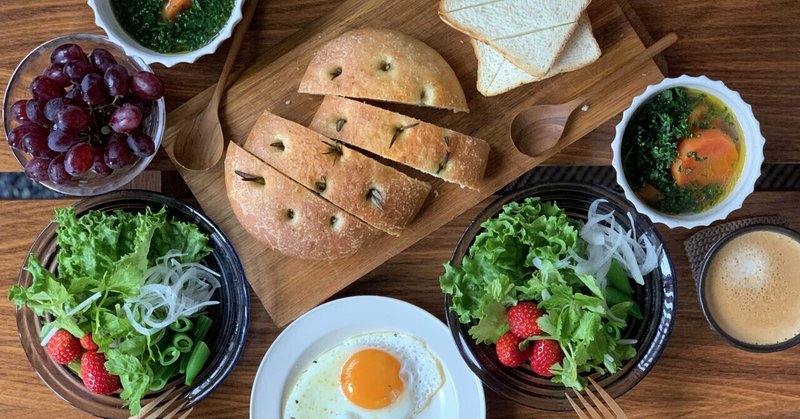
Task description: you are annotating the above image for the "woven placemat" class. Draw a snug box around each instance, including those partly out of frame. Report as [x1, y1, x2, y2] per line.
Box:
[683, 216, 787, 286]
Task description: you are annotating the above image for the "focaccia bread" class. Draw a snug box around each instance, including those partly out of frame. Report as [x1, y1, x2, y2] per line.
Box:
[309, 95, 490, 190]
[243, 111, 431, 236]
[298, 28, 469, 112]
[473, 14, 600, 96]
[439, 0, 589, 76]
[225, 142, 381, 260]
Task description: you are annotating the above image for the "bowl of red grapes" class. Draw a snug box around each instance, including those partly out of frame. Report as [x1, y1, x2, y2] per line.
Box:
[3, 33, 166, 196]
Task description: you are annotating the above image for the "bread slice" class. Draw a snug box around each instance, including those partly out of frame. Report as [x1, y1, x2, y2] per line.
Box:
[299, 29, 469, 112]
[473, 14, 601, 96]
[309, 95, 490, 190]
[243, 111, 431, 236]
[225, 142, 381, 260]
[439, 0, 590, 76]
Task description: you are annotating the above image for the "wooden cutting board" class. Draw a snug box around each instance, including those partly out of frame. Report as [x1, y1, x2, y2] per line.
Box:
[160, 0, 667, 327]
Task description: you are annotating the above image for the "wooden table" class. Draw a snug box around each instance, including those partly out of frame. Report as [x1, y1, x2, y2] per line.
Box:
[1, 1, 799, 418]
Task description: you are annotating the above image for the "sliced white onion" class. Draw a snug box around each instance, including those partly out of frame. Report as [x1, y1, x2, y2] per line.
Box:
[66, 292, 102, 316]
[123, 252, 220, 336]
[40, 327, 59, 346]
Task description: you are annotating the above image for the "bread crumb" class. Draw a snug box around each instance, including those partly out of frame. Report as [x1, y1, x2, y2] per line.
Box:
[433, 189, 440, 199]
[285, 100, 292, 105]
[581, 105, 589, 112]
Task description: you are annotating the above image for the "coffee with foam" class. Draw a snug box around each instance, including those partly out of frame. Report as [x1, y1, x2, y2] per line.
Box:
[704, 230, 800, 346]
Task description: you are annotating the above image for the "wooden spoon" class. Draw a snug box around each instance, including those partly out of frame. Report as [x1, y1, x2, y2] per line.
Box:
[172, 0, 260, 171]
[510, 32, 678, 158]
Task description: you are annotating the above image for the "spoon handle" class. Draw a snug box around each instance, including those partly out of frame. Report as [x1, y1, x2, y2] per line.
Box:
[577, 32, 678, 103]
[211, 0, 260, 106]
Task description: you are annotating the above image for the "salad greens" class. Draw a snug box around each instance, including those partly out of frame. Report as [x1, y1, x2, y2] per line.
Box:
[440, 198, 641, 390]
[9, 207, 213, 415]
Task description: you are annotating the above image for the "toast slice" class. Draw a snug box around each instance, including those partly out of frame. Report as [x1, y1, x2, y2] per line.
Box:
[473, 14, 601, 96]
[225, 142, 381, 260]
[439, 0, 590, 76]
[299, 28, 469, 112]
[309, 95, 490, 190]
[243, 111, 431, 236]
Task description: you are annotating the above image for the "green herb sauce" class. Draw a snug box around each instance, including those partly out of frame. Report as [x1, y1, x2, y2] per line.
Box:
[621, 87, 744, 215]
[111, 0, 235, 54]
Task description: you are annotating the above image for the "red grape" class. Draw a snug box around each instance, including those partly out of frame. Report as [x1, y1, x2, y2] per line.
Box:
[43, 64, 71, 88]
[22, 129, 57, 158]
[126, 131, 155, 158]
[81, 73, 107, 105]
[64, 143, 93, 176]
[64, 87, 84, 103]
[47, 130, 81, 152]
[44, 97, 72, 122]
[65, 60, 93, 84]
[90, 48, 117, 74]
[25, 157, 52, 181]
[131, 71, 164, 100]
[50, 43, 85, 65]
[48, 155, 72, 184]
[91, 147, 113, 176]
[55, 105, 91, 133]
[30, 76, 65, 102]
[11, 100, 29, 122]
[110, 103, 142, 134]
[25, 99, 48, 125]
[104, 64, 130, 97]
[104, 136, 133, 169]
[8, 124, 46, 150]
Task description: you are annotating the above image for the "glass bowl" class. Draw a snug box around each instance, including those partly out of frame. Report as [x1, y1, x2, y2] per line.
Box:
[14, 190, 249, 418]
[697, 224, 800, 352]
[444, 183, 677, 411]
[3, 33, 166, 196]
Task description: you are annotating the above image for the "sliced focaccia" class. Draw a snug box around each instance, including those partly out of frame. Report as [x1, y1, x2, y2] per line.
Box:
[309, 95, 490, 190]
[243, 111, 431, 236]
[299, 28, 469, 112]
[225, 142, 381, 260]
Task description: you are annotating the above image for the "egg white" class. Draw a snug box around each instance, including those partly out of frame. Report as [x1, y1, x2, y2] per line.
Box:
[282, 332, 445, 419]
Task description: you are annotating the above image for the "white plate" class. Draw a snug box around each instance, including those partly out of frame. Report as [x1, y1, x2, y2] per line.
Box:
[250, 296, 486, 419]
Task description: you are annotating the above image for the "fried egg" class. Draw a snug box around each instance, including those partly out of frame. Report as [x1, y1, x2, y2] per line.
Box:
[282, 332, 445, 418]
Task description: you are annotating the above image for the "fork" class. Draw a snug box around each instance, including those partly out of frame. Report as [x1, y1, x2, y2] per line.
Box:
[566, 377, 628, 419]
[129, 387, 193, 419]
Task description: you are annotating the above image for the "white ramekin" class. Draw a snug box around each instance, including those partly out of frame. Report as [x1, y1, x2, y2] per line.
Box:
[87, 0, 244, 67]
[611, 75, 765, 229]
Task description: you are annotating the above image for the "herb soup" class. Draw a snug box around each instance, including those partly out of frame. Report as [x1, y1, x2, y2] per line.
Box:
[621, 87, 745, 214]
[111, 0, 235, 54]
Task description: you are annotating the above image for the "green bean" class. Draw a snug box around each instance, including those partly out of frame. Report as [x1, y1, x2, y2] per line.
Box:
[169, 316, 193, 333]
[149, 364, 176, 392]
[185, 341, 210, 386]
[607, 259, 633, 297]
[173, 333, 193, 353]
[159, 346, 181, 366]
[192, 315, 213, 342]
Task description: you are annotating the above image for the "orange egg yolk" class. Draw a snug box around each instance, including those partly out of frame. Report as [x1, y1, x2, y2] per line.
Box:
[340, 349, 404, 409]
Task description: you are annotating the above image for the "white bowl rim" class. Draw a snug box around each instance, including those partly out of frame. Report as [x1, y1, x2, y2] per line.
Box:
[86, 0, 244, 68]
[611, 75, 765, 229]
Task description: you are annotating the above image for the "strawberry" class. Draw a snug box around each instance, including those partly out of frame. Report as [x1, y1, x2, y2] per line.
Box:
[495, 332, 532, 367]
[46, 329, 81, 365]
[80, 332, 99, 351]
[530, 339, 564, 377]
[80, 351, 120, 395]
[507, 301, 544, 338]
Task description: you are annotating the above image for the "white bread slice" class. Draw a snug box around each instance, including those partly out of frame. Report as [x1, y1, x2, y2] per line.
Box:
[474, 14, 601, 96]
[439, 0, 590, 76]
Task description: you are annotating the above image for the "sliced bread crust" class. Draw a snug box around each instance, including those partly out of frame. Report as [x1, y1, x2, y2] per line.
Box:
[474, 14, 600, 96]
[299, 29, 468, 112]
[439, 0, 590, 76]
[243, 111, 431, 236]
[225, 142, 381, 260]
[309, 95, 490, 190]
